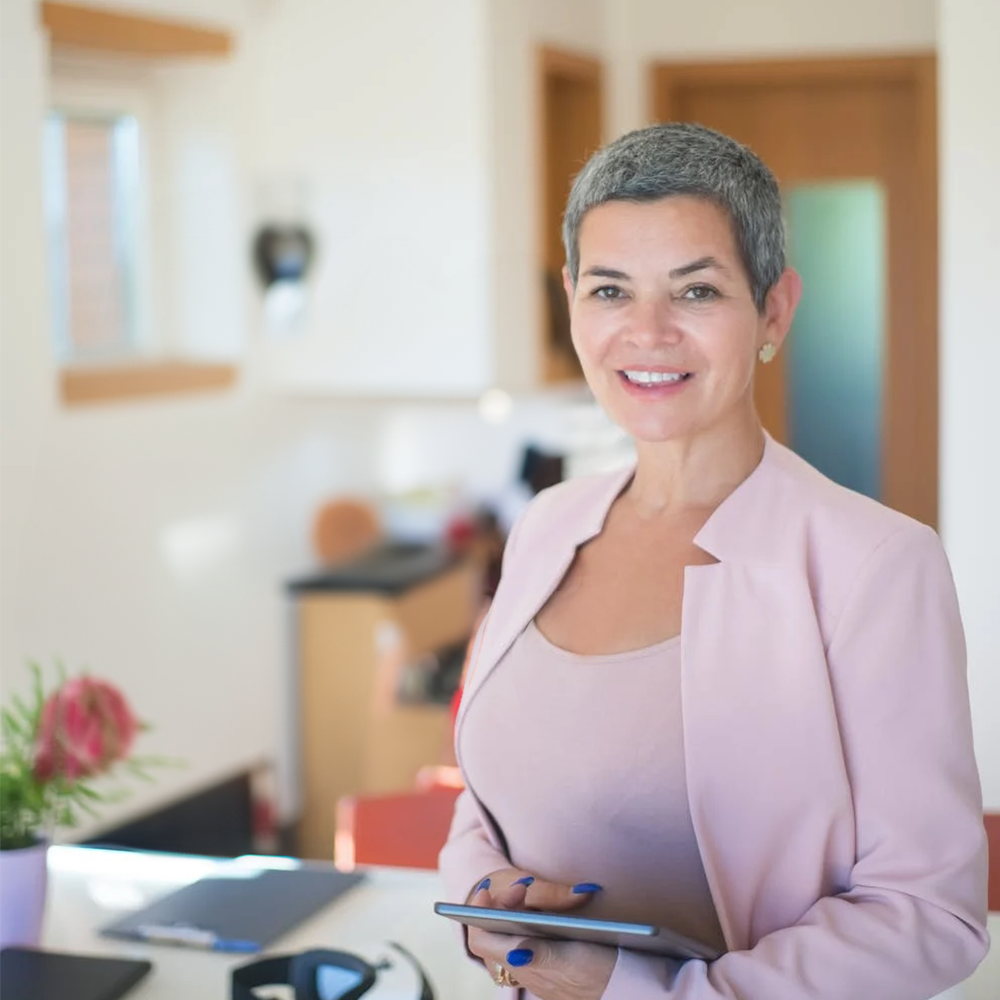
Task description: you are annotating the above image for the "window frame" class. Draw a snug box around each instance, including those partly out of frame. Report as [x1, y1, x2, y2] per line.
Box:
[41, 13, 238, 407]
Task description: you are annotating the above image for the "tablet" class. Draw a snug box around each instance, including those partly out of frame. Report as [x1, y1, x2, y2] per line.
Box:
[433, 902, 723, 962]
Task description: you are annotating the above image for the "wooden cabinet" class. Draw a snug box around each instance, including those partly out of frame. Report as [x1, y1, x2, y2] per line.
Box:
[293, 553, 478, 859]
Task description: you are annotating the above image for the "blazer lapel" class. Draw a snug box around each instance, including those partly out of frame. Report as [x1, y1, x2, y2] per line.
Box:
[681, 438, 856, 950]
[456, 466, 634, 727]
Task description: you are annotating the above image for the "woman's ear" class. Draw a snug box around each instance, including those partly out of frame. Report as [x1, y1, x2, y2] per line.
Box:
[562, 266, 575, 313]
[760, 267, 803, 354]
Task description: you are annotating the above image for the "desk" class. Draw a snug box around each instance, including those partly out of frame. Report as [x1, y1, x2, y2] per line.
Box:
[41, 846, 494, 1000]
[39, 847, 998, 1000]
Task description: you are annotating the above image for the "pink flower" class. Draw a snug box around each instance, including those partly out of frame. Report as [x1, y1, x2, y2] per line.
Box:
[34, 677, 138, 783]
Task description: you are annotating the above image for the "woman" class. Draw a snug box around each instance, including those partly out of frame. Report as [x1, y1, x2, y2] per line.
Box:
[439, 123, 988, 999]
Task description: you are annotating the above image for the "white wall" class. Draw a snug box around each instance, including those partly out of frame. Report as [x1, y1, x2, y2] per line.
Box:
[44, 0, 498, 397]
[0, 0, 467, 833]
[939, 0, 1000, 812]
[151, 55, 249, 361]
[1, 0, 56, 656]
[244, 0, 494, 397]
[1, 0, 269, 831]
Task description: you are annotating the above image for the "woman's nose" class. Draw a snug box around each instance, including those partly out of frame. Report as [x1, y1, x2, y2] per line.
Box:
[623, 298, 683, 348]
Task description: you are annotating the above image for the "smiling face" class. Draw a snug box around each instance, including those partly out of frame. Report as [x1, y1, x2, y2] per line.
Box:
[565, 195, 796, 447]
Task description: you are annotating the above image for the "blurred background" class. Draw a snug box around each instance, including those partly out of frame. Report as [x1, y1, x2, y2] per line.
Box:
[0, 0, 996, 870]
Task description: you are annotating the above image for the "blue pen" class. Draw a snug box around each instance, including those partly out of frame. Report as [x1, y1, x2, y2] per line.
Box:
[135, 923, 260, 953]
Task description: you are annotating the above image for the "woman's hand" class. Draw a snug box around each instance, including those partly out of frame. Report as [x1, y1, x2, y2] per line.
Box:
[466, 871, 617, 999]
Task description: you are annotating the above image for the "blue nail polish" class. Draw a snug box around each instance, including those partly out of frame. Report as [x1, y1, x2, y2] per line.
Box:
[476, 877, 491, 891]
[571, 882, 603, 894]
[506, 948, 534, 967]
[511, 876, 535, 887]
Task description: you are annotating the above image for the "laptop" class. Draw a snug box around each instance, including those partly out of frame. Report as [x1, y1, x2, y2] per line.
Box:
[0, 947, 152, 1000]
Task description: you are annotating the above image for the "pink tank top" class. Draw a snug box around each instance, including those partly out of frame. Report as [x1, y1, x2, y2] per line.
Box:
[460, 620, 727, 970]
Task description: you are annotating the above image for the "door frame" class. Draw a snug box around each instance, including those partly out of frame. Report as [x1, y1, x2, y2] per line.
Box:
[537, 46, 604, 384]
[650, 54, 938, 527]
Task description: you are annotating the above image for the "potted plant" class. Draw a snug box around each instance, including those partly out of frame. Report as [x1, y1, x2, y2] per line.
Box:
[0, 663, 166, 947]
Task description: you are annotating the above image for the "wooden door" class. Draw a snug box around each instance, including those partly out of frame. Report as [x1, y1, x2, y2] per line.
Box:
[653, 56, 937, 527]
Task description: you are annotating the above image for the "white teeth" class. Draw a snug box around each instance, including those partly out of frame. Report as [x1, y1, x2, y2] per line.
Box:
[622, 370, 685, 384]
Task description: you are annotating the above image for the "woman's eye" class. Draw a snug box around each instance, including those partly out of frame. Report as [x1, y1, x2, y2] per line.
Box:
[592, 285, 625, 301]
[682, 284, 720, 302]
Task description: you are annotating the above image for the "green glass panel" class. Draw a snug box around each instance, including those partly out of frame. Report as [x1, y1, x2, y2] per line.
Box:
[786, 181, 885, 500]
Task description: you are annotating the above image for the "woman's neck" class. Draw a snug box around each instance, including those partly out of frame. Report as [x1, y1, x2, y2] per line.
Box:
[626, 414, 766, 519]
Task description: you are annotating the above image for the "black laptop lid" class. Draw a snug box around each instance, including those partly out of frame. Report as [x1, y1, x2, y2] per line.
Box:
[0, 948, 152, 1000]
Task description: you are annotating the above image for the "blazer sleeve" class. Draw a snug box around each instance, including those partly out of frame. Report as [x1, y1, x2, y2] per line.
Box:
[437, 507, 529, 904]
[602, 522, 989, 1000]
[438, 784, 510, 904]
[437, 598, 511, 904]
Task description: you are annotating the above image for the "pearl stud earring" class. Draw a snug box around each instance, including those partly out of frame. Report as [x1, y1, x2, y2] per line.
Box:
[758, 343, 777, 364]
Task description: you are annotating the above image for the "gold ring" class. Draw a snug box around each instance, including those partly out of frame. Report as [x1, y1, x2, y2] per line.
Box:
[491, 962, 520, 987]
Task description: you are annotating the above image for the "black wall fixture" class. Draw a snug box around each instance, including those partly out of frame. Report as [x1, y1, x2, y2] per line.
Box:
[252, 224, 315, 288]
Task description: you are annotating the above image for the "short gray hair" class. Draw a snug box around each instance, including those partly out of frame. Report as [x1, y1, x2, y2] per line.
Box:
[563, 123, 785, 312]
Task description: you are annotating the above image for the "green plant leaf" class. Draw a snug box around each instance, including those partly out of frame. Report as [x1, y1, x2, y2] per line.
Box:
[1, 707, 25, 737]
[10, 693, 34, 724]
[29, 661, 46, 707]
[70, 783, 104, 802]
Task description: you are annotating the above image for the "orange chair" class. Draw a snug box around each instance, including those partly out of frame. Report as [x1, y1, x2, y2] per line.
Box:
[987, 813, 1000, 913]
[335, 768, 463, 871]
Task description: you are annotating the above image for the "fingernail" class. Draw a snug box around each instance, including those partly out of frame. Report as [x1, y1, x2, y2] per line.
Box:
[476, 877, 491, 892]
[571, 882, 603, 894]
[506, 948, 534, 967]
[511, 876, 535, 887]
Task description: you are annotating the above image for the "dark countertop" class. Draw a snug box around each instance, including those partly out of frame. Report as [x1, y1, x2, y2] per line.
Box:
[286, 542, 461, 596]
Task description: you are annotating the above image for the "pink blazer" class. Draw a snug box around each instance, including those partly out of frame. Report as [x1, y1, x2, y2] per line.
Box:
[440, 436, 989, 998]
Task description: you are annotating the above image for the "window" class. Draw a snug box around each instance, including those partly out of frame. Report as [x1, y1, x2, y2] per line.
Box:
[43, 61, 154, 366]
[40, 14, 238, 405]
[44, 111, 142, 360]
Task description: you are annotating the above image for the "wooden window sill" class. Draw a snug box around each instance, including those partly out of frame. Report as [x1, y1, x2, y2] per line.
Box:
[41, 2, 232, 59]
[60, 361, 238, 405]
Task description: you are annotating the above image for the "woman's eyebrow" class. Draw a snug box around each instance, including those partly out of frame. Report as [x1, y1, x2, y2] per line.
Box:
[582, 257, 731, 281]
[581, 266, 631, 280]
[669, 256, 729, 278]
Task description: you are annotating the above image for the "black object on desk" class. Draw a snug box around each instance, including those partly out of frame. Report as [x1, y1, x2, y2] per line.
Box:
[101, 867, 365, 952]
[0, 947, 152, 1000]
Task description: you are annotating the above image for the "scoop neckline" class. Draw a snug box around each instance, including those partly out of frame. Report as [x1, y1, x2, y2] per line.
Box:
[526, 619, 681, 664]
